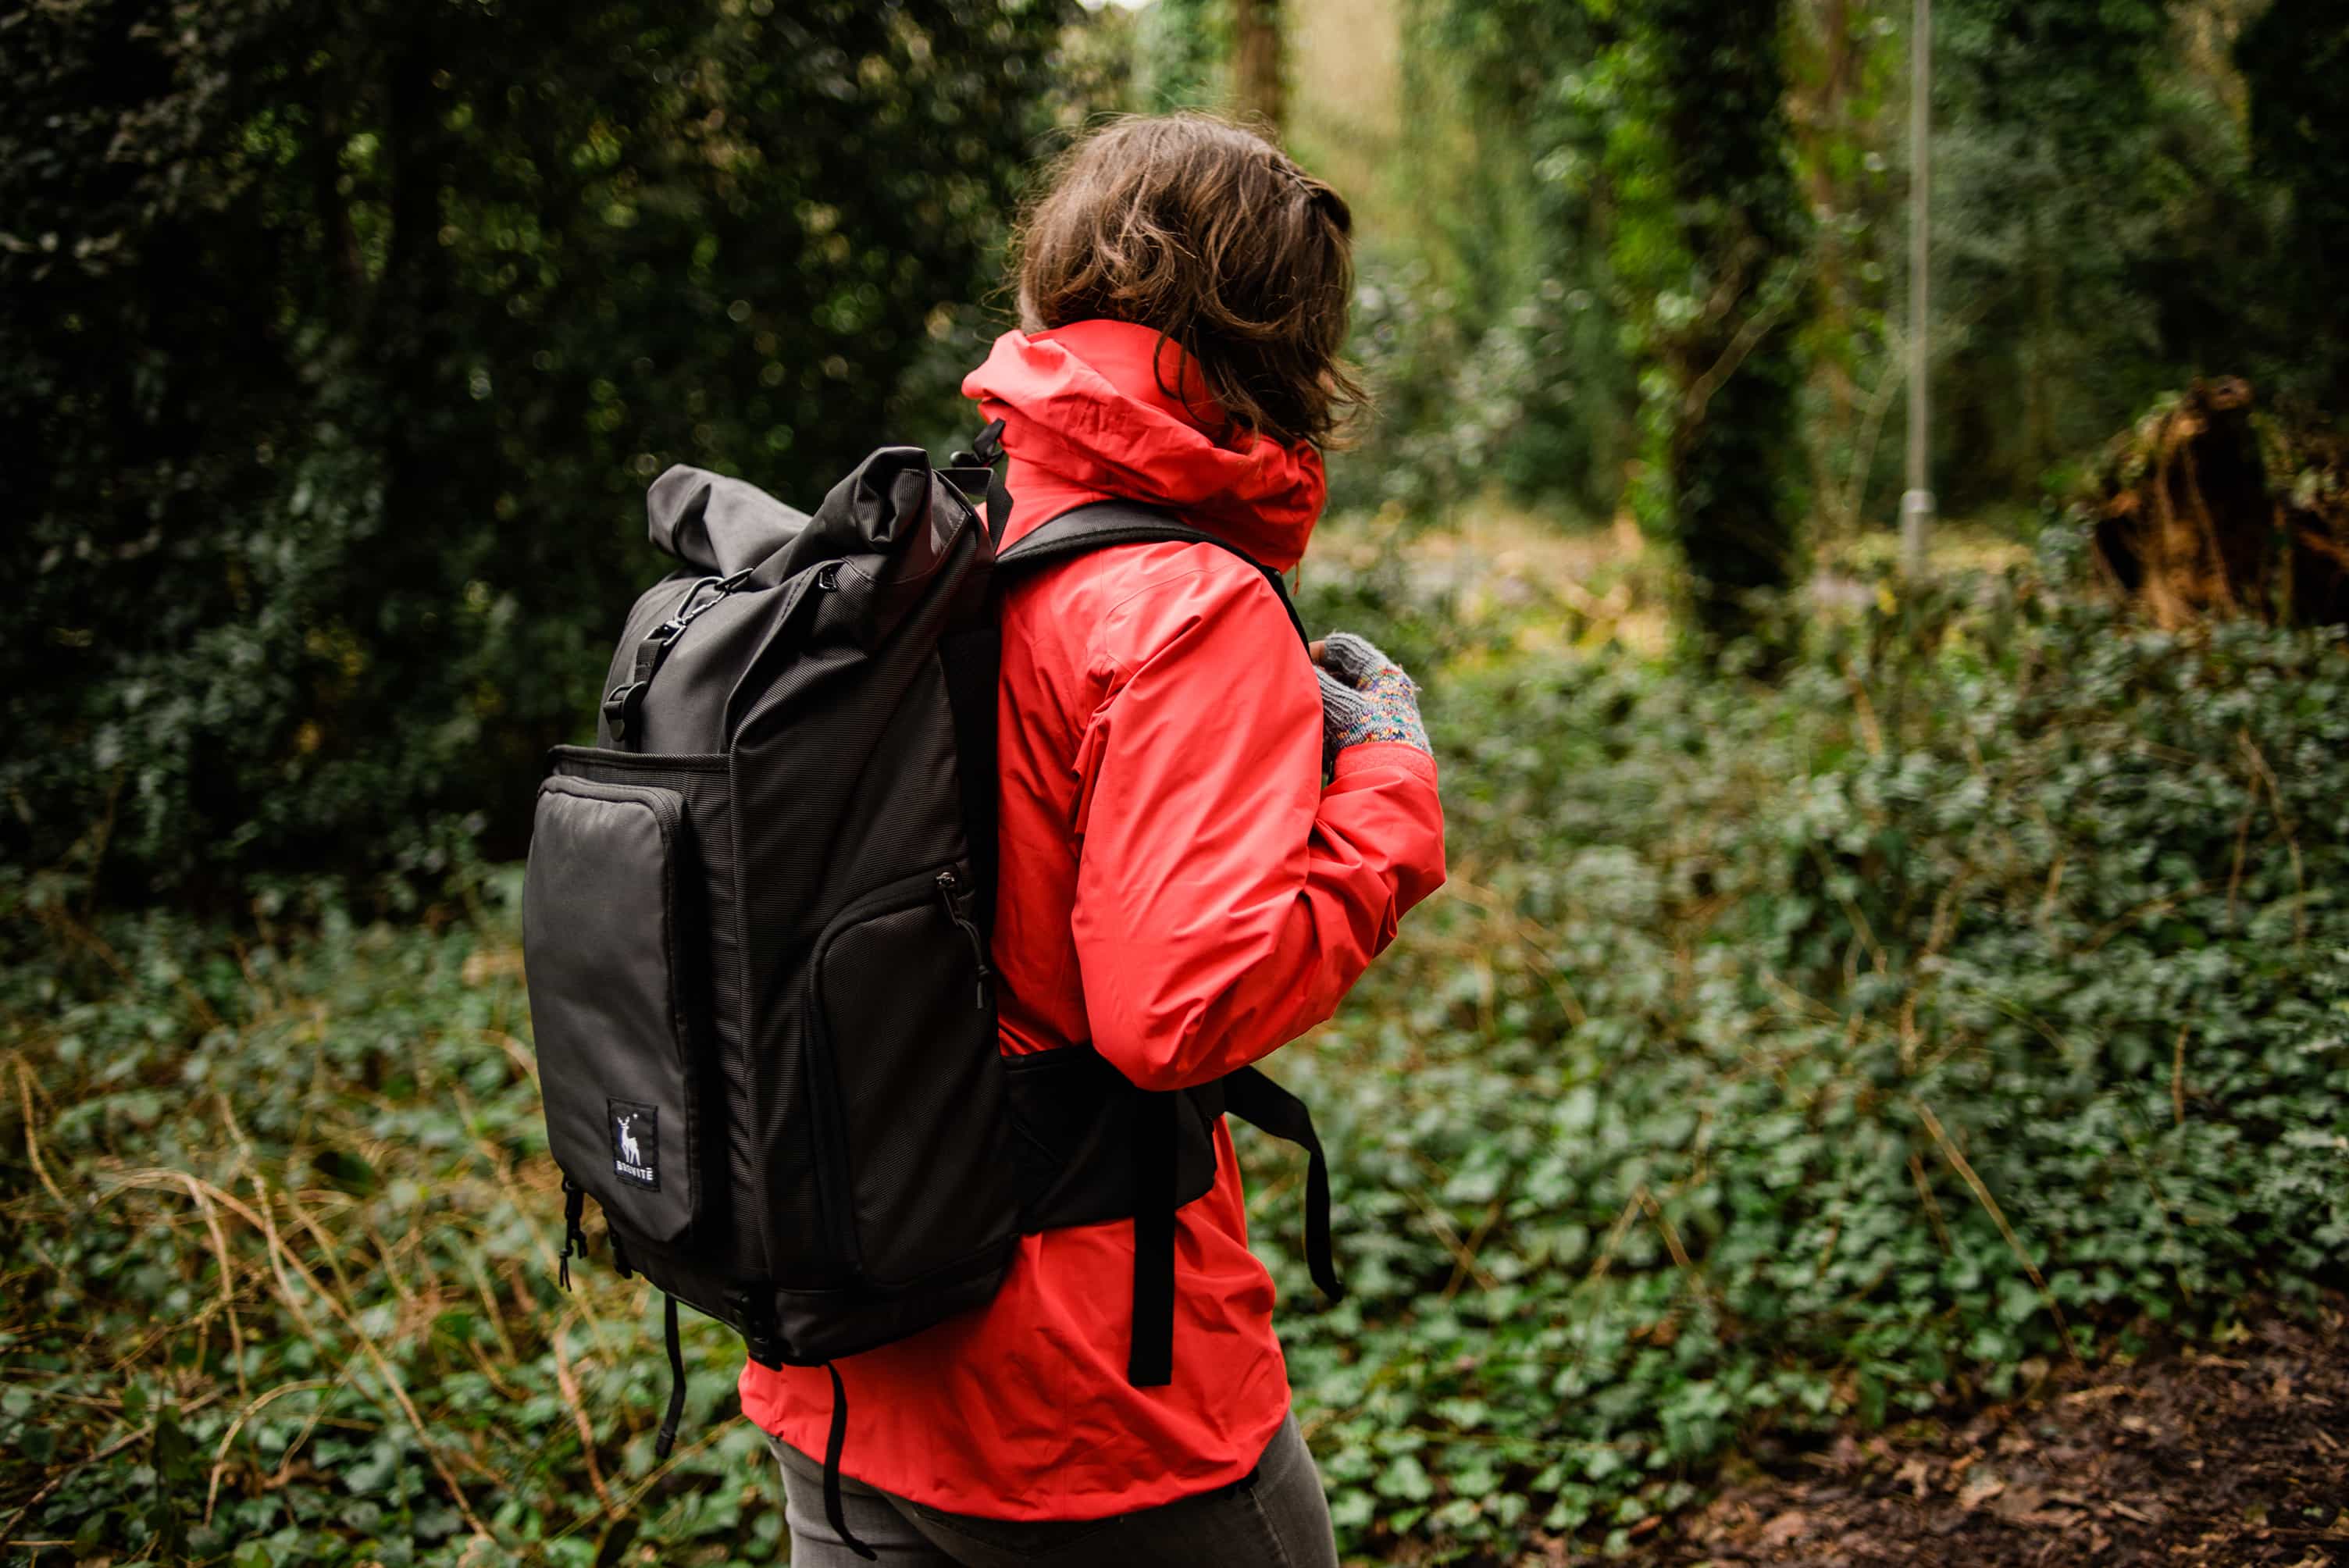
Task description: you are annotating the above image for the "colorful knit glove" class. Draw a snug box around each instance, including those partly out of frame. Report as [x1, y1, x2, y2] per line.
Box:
[1314, 631, 1430, 775]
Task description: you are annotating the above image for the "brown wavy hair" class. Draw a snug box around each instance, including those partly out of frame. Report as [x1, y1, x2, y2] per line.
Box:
[1011, 113, 1364, 449]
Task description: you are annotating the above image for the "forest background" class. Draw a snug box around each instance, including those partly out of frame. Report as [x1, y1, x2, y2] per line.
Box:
[4, 1, 2346, 1563]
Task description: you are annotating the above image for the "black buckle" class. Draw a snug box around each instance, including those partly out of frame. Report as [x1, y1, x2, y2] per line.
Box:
[942, 465, 995, 500]
[726, 1288, 786, 1368]
[667, 568, 756, 634]
[604, 568, 757, 747]
[602, 681, 647, 745]
[947, 417, 1007, 470]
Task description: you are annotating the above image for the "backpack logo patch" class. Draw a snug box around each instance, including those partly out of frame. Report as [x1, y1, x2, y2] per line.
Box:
[609, 1100, 659, 1189]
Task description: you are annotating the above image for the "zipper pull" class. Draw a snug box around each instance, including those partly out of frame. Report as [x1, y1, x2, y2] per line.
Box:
[936, 871, 993, 1010]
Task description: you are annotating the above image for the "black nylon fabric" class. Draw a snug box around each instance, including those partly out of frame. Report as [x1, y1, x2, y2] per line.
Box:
[1127, 1089, 1179, 1386]
[729, 538, 1013, 1295]
[647, 463, 811, 576]
[598, 573, 821, 754]
[1002, 1048, 1221, 1229]
[540, 747, 758, 1269]
[814, 864, 1011, 1287]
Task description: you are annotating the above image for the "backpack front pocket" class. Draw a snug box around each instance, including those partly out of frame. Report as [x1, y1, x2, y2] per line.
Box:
[807, 862, 1018, 1289]
[524, 775, 704, 1244]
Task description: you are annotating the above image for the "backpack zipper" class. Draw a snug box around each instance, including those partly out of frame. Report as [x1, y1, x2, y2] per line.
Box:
[797, 862, 993, 1278]
[935, 870, 993, 1010]
[797, 988, 861, 1274]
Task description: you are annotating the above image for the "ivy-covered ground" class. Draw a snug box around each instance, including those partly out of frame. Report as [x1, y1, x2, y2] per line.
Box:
[4, 517, 2346, 1565]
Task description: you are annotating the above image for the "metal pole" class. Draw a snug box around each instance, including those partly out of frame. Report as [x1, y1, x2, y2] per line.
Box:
[1901, 0, 1935, 576]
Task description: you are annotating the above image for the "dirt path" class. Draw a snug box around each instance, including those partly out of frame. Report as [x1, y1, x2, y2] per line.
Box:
[1613, 1303, 2348, 1566]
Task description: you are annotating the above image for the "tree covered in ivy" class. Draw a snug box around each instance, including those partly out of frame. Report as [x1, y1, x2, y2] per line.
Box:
[1391, 0, 1811, 644]
[0, 0, 1070, 900]
[1598, 0, 1814, 650]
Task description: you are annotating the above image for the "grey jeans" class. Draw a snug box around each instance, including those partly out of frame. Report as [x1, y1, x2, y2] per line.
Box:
[770, 1411, 1341, 1567]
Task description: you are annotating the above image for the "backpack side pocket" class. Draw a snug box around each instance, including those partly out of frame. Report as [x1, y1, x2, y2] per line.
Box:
[524, 775, 704, 1243]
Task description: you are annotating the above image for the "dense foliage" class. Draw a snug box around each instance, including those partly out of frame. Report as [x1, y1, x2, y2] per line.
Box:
[1365, 0, 1814, 645]
[1930, 0, 2223, 500]
[1277, 534, 2349, 1556]
[1371, 0, 2349, 524]
[6, 536, 2343, 1563]
[0, 0, 1067, 897]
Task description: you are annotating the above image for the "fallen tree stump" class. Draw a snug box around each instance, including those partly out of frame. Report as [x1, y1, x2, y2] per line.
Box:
[2083, 377, 2349, 628]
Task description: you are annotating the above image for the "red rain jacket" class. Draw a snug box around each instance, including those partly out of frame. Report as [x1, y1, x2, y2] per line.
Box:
[740, 319, 1447, 1519]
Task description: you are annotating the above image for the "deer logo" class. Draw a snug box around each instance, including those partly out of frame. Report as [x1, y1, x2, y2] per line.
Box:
[609, 1099, 658, 1188]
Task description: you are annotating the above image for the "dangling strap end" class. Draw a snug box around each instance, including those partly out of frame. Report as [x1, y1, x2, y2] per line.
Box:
[557, 1177, 587, 1292]
[1126, 1089, 1179, 1388]
[1222, 1066, 1346, 1303]
[971, 416, 1007, 466]
[824, 1363, 877, 1560]
[1304, 1145, 1346, 1303]
[654, 1293, 687, 1461]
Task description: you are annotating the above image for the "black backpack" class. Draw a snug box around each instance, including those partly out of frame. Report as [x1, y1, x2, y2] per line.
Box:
[520, 430, 1339, 1554]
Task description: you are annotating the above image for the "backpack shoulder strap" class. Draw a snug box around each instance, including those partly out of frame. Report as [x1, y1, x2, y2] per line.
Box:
[996, 501, 1309, 647]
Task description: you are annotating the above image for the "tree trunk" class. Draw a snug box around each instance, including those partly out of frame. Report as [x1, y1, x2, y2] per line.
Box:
[1232, 0, 1284, 136]
[1645, 0, 1811, 651]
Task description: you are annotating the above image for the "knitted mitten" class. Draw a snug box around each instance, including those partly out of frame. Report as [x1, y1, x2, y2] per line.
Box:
[1314, 631, 1430, 776]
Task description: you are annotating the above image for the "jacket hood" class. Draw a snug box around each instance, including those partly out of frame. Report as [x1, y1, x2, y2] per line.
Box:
[961, 320, 1327, 573]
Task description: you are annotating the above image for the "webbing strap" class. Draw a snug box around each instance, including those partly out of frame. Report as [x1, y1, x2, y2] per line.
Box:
[1222, 1066, 1346, 1303]
[996, 503, 1310, 649]
[556, 1178, 586, 1292]
[1126, 1089, 1181, 1387]
[823, 1363, 876, 1560]
[602, 567, 755, 749]
[1121, 1070, 1342, 1391]
[654, 1294, 687, 1459]
[987, 460, 1015, 551]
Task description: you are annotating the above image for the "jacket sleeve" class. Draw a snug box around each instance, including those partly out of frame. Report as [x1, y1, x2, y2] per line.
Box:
[1068, 554, 1446, 1092]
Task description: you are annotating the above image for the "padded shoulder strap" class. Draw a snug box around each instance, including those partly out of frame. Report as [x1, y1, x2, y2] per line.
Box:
[996, 501, 1309, 647]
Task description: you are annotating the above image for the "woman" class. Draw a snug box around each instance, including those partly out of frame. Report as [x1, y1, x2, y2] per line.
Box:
[741, 112, 1447, 1566]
